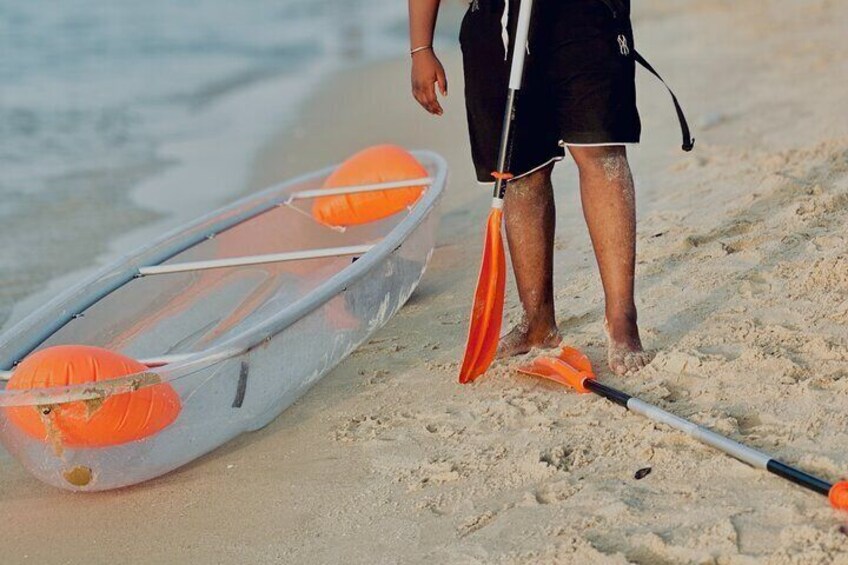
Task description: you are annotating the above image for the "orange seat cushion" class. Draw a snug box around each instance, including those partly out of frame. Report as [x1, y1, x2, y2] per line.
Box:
[6, 345, 181, 448]
[312, 144, 427, 227]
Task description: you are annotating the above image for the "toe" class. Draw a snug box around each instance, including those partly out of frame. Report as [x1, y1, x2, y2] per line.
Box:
[623, 354, 640, 374]
[609, 356, 627, 375]
[636, 351, 654, 369]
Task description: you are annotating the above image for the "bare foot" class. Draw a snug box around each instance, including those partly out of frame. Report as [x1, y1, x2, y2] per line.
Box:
[604, 316, 654, 375]
[497, 322, 561, 359]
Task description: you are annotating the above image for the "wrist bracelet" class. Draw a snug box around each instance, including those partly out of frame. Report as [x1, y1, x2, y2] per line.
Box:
[410, 45, 432, 56]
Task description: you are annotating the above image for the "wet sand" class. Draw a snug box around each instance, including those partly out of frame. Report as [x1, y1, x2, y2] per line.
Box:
[2, 0, 848, 562]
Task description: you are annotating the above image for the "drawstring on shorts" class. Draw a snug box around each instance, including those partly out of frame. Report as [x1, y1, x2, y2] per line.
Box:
[500, 1, 510, 60]
[500, 0, 529, 60]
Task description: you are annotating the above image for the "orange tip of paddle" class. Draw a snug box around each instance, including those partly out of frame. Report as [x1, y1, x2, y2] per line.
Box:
[517, 357, 594, 393]
[829, 481, 848, 510]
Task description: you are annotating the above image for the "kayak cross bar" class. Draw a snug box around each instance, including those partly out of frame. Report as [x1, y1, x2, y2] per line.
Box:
[285, 177, 432, 203]
[0, 353, 196, 382]
[138, 244, 374, 276]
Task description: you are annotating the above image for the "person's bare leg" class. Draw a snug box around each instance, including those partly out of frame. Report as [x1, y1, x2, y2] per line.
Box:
[497, 163, 561, 357]
[568, 145, 653, 375]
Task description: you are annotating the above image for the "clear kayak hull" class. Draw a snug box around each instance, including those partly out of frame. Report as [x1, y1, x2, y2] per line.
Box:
[0, 151, 446, 490]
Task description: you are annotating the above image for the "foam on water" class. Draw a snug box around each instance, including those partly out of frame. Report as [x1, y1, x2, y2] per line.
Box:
[0, 0, 409, 202]
[0, 0, 413, 326]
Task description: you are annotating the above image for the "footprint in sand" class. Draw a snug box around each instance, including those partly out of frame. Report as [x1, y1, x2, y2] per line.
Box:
[410, 459, 462, 491]
[332, 414, 391, 442]
[538, 446, 575, 472]
[532, 481, 579, 505]
[458, 510, 497, 537]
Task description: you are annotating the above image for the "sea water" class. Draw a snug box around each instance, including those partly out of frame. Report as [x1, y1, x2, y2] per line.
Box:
[0, 0, 447, 327]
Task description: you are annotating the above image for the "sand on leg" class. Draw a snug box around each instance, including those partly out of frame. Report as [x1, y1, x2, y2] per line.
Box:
[498, 163, 561, 358]
[568, 145, 654, 375]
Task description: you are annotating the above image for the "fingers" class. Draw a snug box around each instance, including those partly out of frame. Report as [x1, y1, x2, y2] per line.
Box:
[436, 68, 448, 97]
[410, 53, 447, 115]
[429, 90, 444, 115]
[412, 79, 443, 116]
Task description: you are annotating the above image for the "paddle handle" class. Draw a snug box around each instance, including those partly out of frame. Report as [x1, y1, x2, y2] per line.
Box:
[509, 0, 534, 90]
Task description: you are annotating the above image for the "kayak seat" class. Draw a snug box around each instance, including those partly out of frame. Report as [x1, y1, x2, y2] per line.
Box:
[5, 345, 181, 449]
[312, 144, 427, 227]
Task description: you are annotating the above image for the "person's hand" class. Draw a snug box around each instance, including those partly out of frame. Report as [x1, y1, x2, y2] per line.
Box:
[411, 50, 448, 116]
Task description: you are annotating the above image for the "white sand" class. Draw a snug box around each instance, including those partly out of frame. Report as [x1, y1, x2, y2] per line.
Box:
[2, 0, 848, 563]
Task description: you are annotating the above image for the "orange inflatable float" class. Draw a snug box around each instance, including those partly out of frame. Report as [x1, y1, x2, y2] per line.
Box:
[5, 345, 181, 448]
[312, 144, 427, 227]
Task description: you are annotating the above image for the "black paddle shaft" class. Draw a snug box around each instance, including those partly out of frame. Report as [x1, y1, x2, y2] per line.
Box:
[493, 89, 518, 200]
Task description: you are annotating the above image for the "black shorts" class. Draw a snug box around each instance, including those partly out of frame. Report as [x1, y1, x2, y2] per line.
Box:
[460, 0, 641, 183]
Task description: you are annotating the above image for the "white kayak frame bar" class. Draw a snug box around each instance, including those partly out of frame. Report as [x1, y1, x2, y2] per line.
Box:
[2, 240, 378, 378]
[285, 177, 432, 203]
[0, 151, 447, 382]
[138, 244, 374, 276]
[0, 353, 195, 382]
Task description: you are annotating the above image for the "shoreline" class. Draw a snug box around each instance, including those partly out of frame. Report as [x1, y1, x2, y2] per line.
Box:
[3, 58, 345, 332]
[1, 1, 466, 333]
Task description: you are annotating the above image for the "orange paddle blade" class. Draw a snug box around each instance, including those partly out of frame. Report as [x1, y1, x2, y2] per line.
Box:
[558, 346, 595, 376]
[516, 356, 594, 393]
[458, 206, 506, 383]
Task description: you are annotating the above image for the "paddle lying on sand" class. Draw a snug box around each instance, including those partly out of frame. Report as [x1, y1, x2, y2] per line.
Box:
[518, 346, 848, 511]
[459, 0, 536, 384]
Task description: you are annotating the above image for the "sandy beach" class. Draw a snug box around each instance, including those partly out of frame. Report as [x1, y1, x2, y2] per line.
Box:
[2, 0, 848, 562]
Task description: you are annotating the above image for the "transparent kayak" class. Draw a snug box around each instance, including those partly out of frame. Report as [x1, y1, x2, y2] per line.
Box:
[0, 150, 446, 491]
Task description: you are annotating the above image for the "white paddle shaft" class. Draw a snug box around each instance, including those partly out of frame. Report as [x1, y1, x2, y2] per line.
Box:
[627, 399, 771, 469]
[508, 0, 535, 90]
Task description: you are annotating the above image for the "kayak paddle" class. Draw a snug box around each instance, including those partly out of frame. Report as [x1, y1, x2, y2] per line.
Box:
[518, 346, 848, 511]
[459, 0, 536, 384]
